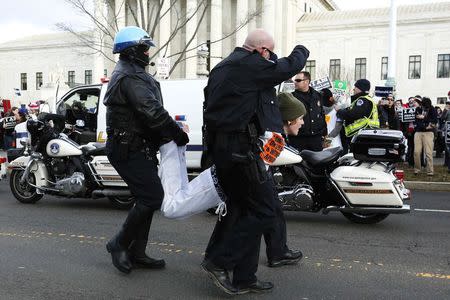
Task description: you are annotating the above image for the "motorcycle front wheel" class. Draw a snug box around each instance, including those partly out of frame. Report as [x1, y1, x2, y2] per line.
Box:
[341, 212, 389, 224]
[10, 169, 43, 204]
[108, 196, 135, 210]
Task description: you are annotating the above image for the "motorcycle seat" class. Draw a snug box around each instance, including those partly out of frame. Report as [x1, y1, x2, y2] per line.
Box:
[80, 142, 106, 156]
[300, 147, 343, 167]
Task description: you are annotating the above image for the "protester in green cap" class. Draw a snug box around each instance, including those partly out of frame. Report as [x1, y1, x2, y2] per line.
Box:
[278, 92, 306, 136]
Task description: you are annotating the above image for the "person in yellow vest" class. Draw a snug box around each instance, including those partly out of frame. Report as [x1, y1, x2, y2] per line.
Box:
[336, 79, 380, 153]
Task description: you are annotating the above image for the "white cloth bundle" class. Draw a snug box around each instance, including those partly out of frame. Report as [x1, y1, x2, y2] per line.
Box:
[158, 141, 225, 219]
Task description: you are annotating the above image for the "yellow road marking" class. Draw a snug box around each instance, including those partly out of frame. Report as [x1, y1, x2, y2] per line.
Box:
[2, 230, 450, 281]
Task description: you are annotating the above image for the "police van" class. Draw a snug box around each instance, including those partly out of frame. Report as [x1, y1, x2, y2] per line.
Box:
[55, 79, 207, 169]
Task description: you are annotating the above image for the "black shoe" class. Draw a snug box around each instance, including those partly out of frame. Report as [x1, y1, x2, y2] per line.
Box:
[106, 238, 132, 274]
[268, 249, 303, 267]
[129, 240, 165, 269]
[201, 261, 238, 295]
[131, 255, 166, 269]
[237, 280, 274, 294]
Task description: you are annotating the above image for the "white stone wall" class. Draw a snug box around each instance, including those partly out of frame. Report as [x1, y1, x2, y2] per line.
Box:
[0, 40, 96, 107]
[296, 6, 450, 103]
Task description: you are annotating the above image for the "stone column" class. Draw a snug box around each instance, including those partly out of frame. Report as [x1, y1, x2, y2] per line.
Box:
[159, 0, 171, 57]
[210, 0, 223, 69]
[185, 0, 198, 78]
[93, 0, 105, 82]
[236, 0, 249, 46]
[262, 0, 276, 37]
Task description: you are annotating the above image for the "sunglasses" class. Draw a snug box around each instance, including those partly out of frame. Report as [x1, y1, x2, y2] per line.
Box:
[294, 79, 308, 83]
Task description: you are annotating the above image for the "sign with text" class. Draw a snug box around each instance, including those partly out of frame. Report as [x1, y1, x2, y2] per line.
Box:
[156, 57, 171, 79]
[310, 76, 332, 91]
[446, 121, 450, 144]
[333, 80, 347, 90]
[400, 107, 416, 123]
[374, 86, 394, 97]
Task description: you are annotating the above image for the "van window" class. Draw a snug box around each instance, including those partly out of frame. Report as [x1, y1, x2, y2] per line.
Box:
[57, 87, 101, 144]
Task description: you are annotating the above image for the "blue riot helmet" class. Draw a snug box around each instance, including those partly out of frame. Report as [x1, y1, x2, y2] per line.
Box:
[112, 26, 155, 54]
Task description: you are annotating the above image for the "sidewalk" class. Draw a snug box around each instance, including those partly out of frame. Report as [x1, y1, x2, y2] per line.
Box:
[404, 156, 450, 192]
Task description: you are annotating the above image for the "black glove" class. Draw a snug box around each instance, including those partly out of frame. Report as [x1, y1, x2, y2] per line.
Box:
[173, 130, 189, 146]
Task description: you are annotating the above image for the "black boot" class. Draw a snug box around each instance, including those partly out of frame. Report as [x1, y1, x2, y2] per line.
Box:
[128, 210, 165, 269]
[106, 204, 153, 274]
[129, 240, 166, 269]
[106, 231, 133, 274]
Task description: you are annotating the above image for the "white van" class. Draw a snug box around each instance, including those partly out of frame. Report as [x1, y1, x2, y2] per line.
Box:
[55, 79, 207, 169]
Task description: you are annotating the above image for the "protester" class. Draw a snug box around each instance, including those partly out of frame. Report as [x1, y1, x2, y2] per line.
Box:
[202, 28, 309, 295]
[321, 88, 335, 114]
[263, 93, 305, 269]
[2, 107, 19, 150]
[104, 26, 189, 274]
[441, 101, 450, 173]
[413, 97, 437, 175]
[288, 71, 327, 152]
[379, 95, 400, 130]
[435, 106, 445, 158]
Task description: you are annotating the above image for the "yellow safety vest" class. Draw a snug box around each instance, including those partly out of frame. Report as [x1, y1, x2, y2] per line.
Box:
[344, 95, 380, 137]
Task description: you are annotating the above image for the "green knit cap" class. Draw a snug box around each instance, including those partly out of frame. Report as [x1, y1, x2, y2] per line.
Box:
[278, 92, 306, 121]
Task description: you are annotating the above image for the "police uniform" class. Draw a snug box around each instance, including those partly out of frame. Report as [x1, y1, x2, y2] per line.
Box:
[288, 87, 327, 151]
[337, 92, 379, 151]
[202, 45, 309, 289]
[104, 27, 188, 274]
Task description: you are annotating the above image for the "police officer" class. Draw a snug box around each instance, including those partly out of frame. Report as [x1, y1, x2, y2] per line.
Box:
[289, 71, 327, 151]
[337, 79, 379, 152]
[104, 26, 189, 274]
[202, 29, 309, 295]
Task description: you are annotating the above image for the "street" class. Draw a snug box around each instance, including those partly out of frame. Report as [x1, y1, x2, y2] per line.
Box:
[0, 178, 449, 299]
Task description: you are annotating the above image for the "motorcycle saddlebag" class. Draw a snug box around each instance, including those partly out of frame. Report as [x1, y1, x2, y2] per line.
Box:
[350, 129, 406, 162]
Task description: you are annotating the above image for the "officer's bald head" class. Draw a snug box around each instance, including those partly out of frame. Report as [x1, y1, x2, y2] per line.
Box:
[243, 29, 275, 52]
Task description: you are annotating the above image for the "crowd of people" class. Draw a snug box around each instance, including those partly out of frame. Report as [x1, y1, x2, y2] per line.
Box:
[0, 101, 48, 150]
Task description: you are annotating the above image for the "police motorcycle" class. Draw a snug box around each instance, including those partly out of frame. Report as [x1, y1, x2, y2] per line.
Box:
[270, 129, 411, 224]
[8, 113, 134, 209]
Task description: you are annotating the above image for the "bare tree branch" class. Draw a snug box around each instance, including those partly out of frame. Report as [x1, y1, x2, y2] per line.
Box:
[58, 0, 260, 77]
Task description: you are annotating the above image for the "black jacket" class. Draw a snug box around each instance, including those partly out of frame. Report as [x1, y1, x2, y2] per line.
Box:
[290, 88, 327, 137]
[204, 45, 309, 134]
[414, 106, 438, 132]
[103, 59, 183, 147]
[337, 92, 373, 125]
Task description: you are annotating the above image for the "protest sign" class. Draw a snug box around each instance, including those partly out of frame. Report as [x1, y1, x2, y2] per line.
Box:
[310, 76, 332, 91]
[400, 107, 416, 123]
[374, 86, 393, 97]
[333, 80, 347, 91]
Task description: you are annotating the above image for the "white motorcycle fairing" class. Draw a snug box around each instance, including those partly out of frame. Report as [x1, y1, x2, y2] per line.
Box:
[46, 138, 83, 157]
[330, 164, 403, 206]
[9, 156, 49, 188]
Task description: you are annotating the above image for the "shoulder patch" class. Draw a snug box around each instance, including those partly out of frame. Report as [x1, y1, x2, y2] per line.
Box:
[356, 99, 364, 106]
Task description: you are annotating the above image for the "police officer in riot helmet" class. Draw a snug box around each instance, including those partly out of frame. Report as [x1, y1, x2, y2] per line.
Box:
[104, 26, 189, 274]
[202, 28, 309, 294]
[336, 79, 380, 152]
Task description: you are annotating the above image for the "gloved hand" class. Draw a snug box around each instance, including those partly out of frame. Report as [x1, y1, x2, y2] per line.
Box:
[173, 130, 189, 146]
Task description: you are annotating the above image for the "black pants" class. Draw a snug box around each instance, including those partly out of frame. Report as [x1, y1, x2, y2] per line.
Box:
[289, 134, 323, 152]
[204, 159, 275, 286]
[106, 140, 163, 243]
[263, 184, 288, 260]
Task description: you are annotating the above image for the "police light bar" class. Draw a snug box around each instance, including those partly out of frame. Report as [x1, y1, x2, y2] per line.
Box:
[175, 115, 186, 121]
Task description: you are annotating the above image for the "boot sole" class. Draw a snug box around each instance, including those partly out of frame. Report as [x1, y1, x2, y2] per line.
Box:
[106, 244, 131, 274]
[268, 256, 303, 268]
[201, 264, 238, 295]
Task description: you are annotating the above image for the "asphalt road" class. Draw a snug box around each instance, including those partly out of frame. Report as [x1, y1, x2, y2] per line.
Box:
[0, 179, 449, 300]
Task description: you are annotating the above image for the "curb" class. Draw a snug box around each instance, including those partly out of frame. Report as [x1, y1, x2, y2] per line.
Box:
[404, 181, 450, 192]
